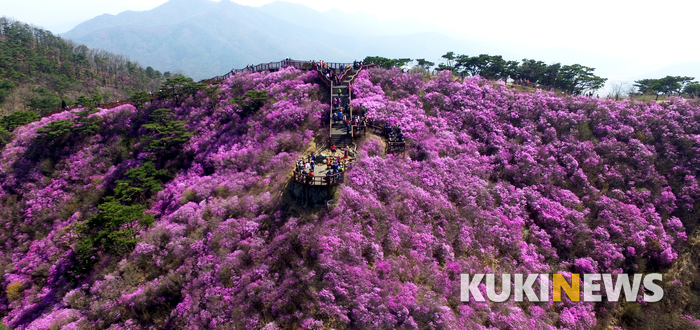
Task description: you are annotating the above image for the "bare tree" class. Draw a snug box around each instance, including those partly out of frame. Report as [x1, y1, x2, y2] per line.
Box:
[609, 81, 631, 100]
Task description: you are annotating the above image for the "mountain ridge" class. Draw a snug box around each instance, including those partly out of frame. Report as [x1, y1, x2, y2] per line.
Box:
[62, 0, 503, 80]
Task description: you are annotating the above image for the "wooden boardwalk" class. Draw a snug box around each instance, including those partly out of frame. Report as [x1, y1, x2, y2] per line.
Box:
[201, 59, 406, 188]
[305, 64, 361, 186]
[330, 70, 358, 149]
[43, 58, 404, 192]
[289, 61, 405, 187]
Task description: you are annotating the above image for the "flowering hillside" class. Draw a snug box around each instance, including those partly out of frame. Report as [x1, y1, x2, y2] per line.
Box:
[1, 66, 699, 329]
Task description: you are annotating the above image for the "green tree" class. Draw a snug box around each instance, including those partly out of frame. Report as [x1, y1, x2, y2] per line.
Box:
[112, 162, 168, 203]
[363, 56, 400, 69]
[415, 58, 435, 70]
[480, 55, 507, 80]
[0, 79, 15, 104]
[0, 17, 163, 116]
[145, 66, 156, 78]
[231, 90, 268, 117]
[26, 87, 61, 115]
[73, 108, 103, 135]
[541, 63, 561, 87]
[441, 51, 455, 71]
[396, 58, 412, 67]
[634, 76, 696, 100]
[454, 54, 472, 74]
[0, 127, 10, 147]
[158, 75, 203, 104]
[674, 76, 696, 95]
[657, 76, 695, 95]
[33, 109, 101, 156]
[555, 64, 607, 95]
[36, 119, 75, 142]
[454, 54, 508, 80]
[142, 108, 193, 153]
[683, 82, 700, 97]
[88, 200, 153, 255]
[518, 59, 548, 83]
[130, 91, 152, 114]
[503, 60, 520, 82]
[78, 162, 163, 262]
[91, 89, 103, 106]
[634, 78, 660, 96]
[74, 95, 94, 107]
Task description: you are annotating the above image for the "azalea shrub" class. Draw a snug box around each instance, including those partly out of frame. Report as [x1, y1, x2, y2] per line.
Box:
[0, 66, 699, 329]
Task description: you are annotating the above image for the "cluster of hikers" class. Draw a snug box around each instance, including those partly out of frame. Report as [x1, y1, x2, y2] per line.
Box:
[294, 146, 354, 185]
[384, 123, 405, 142]
[333, 107, 374, 136]
[331, 103, 406, 143]
[352, 60, 364, 70]
[312, 60, 341, 85]
[332, 96, 348, 110]
[312, 60, 364, 85]
[289, 59, 408, 186]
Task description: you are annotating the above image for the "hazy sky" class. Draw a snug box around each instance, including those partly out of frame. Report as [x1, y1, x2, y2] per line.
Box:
[3, 0, 700, 79]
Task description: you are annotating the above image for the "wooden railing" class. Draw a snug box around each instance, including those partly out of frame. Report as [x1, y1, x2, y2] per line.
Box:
[365, 122, 407, 155]
[292, 160, 354, 187]
[387, 141, 406, 154]
[353, 124, 367, 137]
[200, 59, 368, 85]
[293, 172, 345, 186]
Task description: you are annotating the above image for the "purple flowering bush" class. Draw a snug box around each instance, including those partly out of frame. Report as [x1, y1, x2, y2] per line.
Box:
[1, 66, 700, 329]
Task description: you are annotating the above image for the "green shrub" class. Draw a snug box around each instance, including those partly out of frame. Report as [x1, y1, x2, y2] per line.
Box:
[0, 110, 39, 131]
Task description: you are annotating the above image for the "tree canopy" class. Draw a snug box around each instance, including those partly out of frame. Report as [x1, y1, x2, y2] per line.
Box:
[634, 76, 697, 99]
[142, 108, 193, 154]
[435, 52, 607, 94]
[555, 64, 608, 95]
[362, 56, 412, 70]
[0, 17, 164, 115]
[157, 75, 204, 104]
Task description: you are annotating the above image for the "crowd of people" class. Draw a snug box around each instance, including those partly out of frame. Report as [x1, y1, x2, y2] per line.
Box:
[294, 147, 354, 185]
[352, 60, 364, 70]
[332, 107, 374, 136]
[384, 122, 405, 142]
[312, 60, 364, 85]
[291, 59, 401, 186]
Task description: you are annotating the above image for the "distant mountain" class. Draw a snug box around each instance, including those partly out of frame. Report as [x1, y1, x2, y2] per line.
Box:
[62, 0, 504, 80]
